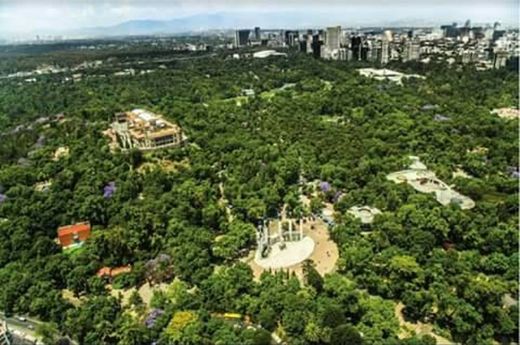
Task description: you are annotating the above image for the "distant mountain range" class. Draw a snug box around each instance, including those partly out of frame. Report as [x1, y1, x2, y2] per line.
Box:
[3, 11, 510, 42]
[77, 14, 232, 36]
[71, 12, 447, 38]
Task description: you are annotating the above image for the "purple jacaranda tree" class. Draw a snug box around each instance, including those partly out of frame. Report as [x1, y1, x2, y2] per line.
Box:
[145, 308, 165, 328]
[319, 181, 331, 193]
[103, 181, 116, 198]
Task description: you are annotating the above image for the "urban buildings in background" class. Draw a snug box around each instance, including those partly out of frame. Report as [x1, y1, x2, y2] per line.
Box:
[1, 20, 516, 74]
[232, 21, 518, 70]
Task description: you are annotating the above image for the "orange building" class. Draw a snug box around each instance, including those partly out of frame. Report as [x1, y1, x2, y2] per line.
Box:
[57, 222, 91, 248]
[96, 266, 132, 279]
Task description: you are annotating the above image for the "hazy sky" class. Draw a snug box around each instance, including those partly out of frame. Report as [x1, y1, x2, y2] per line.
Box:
[0, 0, 518, 36]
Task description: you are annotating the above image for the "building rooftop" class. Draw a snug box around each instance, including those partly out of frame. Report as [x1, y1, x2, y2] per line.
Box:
[106, 109, 185, 151]
[58, 222, 90, 237]
[357, 68, 425, 84]
[97, 265, 132, 278]
[253, 50, 288, 58]
[387, 159, 475, 210]
[57, 222, 91, 248]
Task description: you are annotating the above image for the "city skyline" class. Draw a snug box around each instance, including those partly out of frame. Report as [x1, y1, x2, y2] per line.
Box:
[0, 0, 518, 39]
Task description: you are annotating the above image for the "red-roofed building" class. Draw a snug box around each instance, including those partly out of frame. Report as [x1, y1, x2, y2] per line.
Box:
[57, 222, 91, 248]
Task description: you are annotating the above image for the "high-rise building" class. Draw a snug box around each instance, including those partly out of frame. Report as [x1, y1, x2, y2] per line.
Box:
[383, 30, 393, 42]
[351, 36, 362, 61]
[367, 41, 379, 62]
[360, 41, 369, 61]
[325, 26, 342, 51]
[311, 34, 323, 58]
[306, 33, 313, 54]
[493, 49, 508, 69]
[254, 27, 261, 40]
[492, 30, 506, 42]
[404, 40, 420, 61]
[235, 29, 251, 48]
[299, 40, 307, 53]
[321, 45, 330, 59]
[285, 30, 298, 47]
[338, 48, 348, 61]
[381, 38, 390, 64]
[441, 23, 459, 38]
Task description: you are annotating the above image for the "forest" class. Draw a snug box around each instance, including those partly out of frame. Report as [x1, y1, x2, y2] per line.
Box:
[0, 42, 518, 345]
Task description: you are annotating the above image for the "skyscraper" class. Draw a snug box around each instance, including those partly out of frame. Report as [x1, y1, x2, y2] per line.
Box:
[325, 26, 342, 51]
[285, 30, 298, 47]
[441, 23, 459, 38]
[383, 30, 393, 42]
[492, 30, 506, 42]
[351, 36, 362, 61]
[311, 34, 323, 58]
[235, 29, 251, 48]
[254, 27, 261, 41]
[306, 33, 313, 54]
[381, 37, 390, 64]
[493, 49, 508, 69]
[360, 41, 369, 61]
[299, 39, 309, 53]
[338, 48, 348, 61]
[404, 40, 420, 61]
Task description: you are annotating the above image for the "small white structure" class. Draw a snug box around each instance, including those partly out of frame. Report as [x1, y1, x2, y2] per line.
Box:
[491, 108, 520, 120]
[387, 161, 475, 210]
[347, 206, 382, 224]
[53, 146, 69, 161]
[242, 88, 255, 97]
[34, 180, 52, 192]
[253, 50, 288, 58]
[408, 156, 427, 170]
[357, 68, 425, 84]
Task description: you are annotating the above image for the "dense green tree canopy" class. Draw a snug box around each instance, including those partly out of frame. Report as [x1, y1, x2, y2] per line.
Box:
[0, 41, 517, 344]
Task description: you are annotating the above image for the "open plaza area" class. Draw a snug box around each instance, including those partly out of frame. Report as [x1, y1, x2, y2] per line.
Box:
[244, 216, 339, 280]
